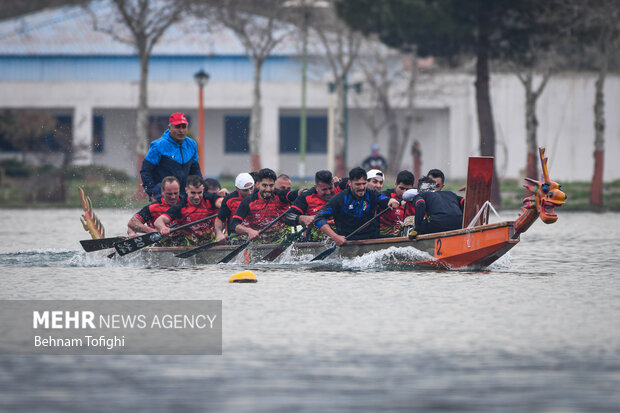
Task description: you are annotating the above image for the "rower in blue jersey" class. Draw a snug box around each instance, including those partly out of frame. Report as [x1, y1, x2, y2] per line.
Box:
[313, 167, 400, 246]
[140, 112, 202, 200]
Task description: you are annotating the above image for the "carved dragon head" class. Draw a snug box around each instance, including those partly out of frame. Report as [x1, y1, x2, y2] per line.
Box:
[522, 148, 566, 224]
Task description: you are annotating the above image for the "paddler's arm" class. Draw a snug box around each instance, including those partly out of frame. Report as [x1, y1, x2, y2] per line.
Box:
[153, 203, 182, 236]
[299, 215, 315, 227]
[414, 197, 426, 230]
[318, 224, 345, 246]
[127, 215, 157, 235]
[376, 190, 400, 210]
[313, 204, 345, 245]
[284, 205, 314, 227]
[228, 197, 260, 240]
[214, 217, 227, 242]
[153, 214, 172, 235]
[231, 222, 260, 240]
[127, 204, 158, 235]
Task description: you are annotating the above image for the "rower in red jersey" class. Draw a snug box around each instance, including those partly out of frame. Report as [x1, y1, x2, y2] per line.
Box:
[380, 170, 415, 236]
[284, 170, 335, 241]
[214, 172, 255, 243]
[127, 176, 181, 236]
[229, 168, 299, 243]
[153, 175, 223, 245]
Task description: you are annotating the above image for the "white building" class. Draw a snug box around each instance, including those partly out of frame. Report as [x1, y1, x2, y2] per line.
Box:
[1, 2, 618, 182]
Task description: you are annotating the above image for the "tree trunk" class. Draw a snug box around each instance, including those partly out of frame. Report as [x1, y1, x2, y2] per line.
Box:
[412, 140, 421, 185]
[59, 155, 68, 203]
[475, 7, 500, 206]
[590, 27, 609, 206]
[383, 95, 399, 174]
[135, 47, 149, 200]
[249, 59, 263, 172]
[334, 80, 346, 178]
[524, 71, 539, 180]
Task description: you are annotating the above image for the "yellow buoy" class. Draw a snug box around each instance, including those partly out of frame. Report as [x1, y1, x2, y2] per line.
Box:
[229, 270, 257, 283]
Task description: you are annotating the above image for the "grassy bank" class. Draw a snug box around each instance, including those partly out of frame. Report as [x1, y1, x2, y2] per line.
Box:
[1, 161, 619, 211]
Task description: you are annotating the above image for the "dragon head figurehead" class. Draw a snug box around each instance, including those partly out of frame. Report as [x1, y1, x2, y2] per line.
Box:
[523, 148, 566, 223]
[514, 148, 566, 234]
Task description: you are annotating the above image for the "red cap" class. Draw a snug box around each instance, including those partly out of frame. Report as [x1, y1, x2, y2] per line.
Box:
[169, 112, 188, 125]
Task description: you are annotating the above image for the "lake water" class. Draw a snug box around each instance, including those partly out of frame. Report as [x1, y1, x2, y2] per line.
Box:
[0, 208, 619, 412]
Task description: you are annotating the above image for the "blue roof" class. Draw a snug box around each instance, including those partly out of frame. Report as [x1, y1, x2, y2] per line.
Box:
[0, 0, 300, 56]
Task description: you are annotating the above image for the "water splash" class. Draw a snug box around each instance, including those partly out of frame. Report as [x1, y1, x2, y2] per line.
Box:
[0, 248, 143, 268]
[486, 252, 512, 270]
[0, 249, 80, 268]
[259, 245, 435, 272]
[339, 246, 434, 271]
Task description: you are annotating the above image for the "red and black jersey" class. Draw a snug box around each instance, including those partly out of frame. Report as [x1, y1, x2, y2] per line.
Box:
[230, 189, 296, 232]
[379, 189, 407, 235]
[134, 199, 176, 227]
[284, 187, 327, 226]
[217, 190, 246, 232]
[404, 200, 415, 218]
[162, 192, 222, 236]
[334, 178, 349, 194]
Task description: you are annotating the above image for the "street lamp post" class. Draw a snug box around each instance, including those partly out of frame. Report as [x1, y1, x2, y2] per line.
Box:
[194, 68, 210, 175]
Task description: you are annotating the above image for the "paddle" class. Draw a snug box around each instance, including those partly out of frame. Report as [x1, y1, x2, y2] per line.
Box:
[261, 227, 307, 262]
[174, 235, 238, 259]
[80, 236, 126, 252]
[310, 207, 391, 262]
[113, 214, 218, 256]
[218, 208, 292, 264]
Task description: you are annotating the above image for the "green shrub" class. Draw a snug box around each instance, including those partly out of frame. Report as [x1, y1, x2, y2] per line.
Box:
[0, 159, 32, 177]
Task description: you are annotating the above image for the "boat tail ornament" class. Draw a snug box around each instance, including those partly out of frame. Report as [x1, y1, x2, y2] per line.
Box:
[79, 187, 105, 239]
[514, 147, 567, 236]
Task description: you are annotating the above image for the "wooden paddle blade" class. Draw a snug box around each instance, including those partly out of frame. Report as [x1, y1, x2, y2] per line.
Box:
[218, 240, 251, 264]
[310, 245, 337, 262]
[114, 233, 162, 256]
[261, 229, 305, 262]
[175, 240, 220, 258]
[462, 157, 494, 228]
[80, 237, 126, 252]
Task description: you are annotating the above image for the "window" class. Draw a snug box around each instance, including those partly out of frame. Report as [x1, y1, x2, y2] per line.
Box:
[93, 115, 104, 153]
[0, 111, 70, 152]
[279, 115, 327, 153]
[224, 115, 250, 153]
[45, 115, 72, 152]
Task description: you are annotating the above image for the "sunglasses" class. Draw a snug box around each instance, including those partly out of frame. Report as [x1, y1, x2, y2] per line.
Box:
[171, 124, 188, 129]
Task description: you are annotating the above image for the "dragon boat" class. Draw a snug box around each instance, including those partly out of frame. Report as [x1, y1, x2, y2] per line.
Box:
[79, 147, 566, 269]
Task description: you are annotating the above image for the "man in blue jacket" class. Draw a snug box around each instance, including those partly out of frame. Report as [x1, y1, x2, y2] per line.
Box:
[313, 167, 399, 245]
[140, 112, 202, 200]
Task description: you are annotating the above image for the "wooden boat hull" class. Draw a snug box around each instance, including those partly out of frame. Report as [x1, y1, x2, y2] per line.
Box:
[121, 221, 519, 269]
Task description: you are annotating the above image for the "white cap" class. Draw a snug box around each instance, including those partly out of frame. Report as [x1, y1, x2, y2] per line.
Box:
[235, 173, 254, 190]
[402, 188, 419, 202]
[367, 169, 384, 181]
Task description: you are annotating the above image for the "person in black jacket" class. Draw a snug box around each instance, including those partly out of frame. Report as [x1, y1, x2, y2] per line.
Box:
[413, 176, 464, 235]
[313, 167, 399, 245]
